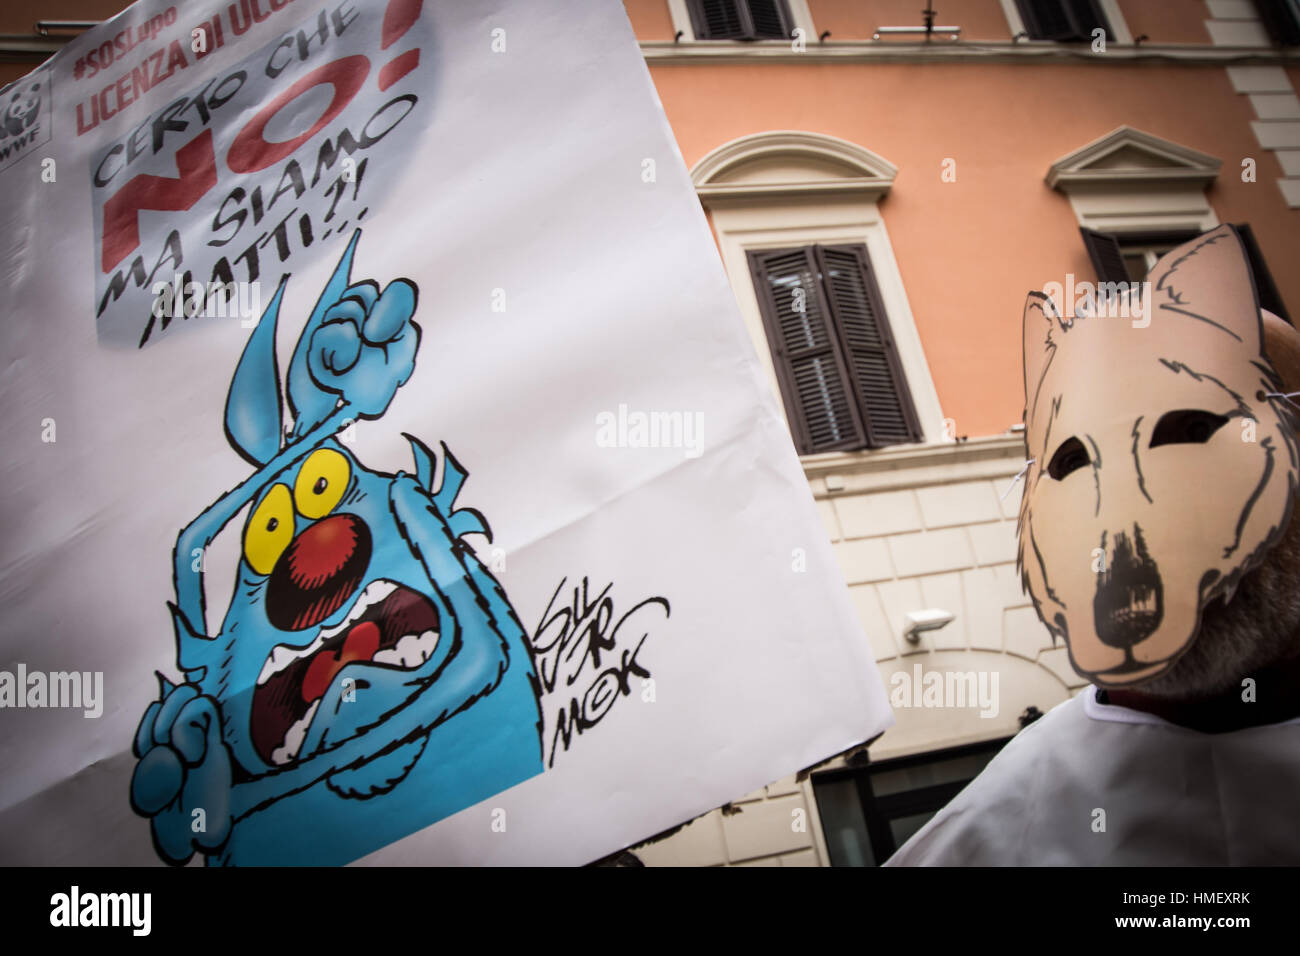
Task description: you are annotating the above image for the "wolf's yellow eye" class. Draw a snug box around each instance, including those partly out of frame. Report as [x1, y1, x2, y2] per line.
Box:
[245, 484, 294, 576]
[294, 448, 350, 520]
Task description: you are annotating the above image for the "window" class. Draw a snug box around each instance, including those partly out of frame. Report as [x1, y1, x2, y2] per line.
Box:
[692, 132, 945, 450]
[812, 737, 1012, 866]
[748, 244, 922, 455]
[1080, 228, 1194, 283]
[1255, 0, 1300, 46]
[1116, 236, 1190, 282]
[1081, 224, 1291, 323]
[685, 0, 792, 40]
[1014, 0, 1112, 41]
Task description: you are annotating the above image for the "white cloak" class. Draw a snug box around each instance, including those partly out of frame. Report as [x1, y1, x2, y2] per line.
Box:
[884, 687, 1300, 866]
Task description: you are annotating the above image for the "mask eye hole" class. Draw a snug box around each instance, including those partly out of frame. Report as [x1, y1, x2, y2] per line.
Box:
[1047, 437, 1091, 480]
[1149, 409, 1229, 448]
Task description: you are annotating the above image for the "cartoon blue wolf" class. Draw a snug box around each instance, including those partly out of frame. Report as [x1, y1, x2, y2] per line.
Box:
[130, 230, 544, 865]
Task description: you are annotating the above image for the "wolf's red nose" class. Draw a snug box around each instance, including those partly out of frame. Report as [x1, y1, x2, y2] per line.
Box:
[266, 514, 371, 631]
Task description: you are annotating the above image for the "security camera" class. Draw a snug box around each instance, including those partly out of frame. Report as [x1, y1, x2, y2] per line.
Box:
[903, 608, 955, 644]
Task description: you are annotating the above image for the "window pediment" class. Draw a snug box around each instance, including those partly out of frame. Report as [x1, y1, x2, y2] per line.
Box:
[1046, 126, 1221, 190]
[691, 131, 898, 201]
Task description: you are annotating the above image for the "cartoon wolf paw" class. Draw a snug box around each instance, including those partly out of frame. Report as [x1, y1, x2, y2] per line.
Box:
[292, 278, 421, 427]
[129, 677, 233, 865]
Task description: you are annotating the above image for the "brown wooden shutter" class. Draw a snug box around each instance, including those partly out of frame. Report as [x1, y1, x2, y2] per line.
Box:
[688, 0, 791, 40]
[818, 245, 922, 447]
[1017, 0, 1076, 40]
[687, 0, 743, 40]
[1080, 227, 1130, 283]
[1064, 0, 1111, 40]
[749, 248, 867, 453]
[1233, 222, 1292, 324]
[747, 0, 791, 39]
[1254, 0, 1300, 46]
[1017, 0, 1110, 40]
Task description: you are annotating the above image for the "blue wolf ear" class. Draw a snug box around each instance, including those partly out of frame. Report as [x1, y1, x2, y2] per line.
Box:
[224, 276, 288, 466]
[286, 229, 362, 433]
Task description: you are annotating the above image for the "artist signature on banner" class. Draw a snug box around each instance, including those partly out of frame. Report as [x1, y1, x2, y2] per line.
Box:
[532, 576, 670, 767]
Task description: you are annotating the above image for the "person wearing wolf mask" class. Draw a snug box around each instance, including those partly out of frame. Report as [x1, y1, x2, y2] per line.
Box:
[886, 224, 1300, 865]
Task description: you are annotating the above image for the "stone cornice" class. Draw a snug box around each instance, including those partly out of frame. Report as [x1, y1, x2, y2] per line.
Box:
[642, 40, 1300, 67]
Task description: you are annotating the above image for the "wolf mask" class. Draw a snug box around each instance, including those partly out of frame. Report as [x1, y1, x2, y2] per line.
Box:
[1017, 224, 1299, 688]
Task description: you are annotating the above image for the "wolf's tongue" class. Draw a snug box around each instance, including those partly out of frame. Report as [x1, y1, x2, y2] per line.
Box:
[301, 622, 381, 704]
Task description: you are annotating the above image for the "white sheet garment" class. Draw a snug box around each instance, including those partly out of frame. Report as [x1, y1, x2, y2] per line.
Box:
[884, 687, 1300, 865]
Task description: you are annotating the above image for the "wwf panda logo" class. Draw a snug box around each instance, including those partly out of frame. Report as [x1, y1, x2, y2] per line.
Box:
[0, 82, 41, 140]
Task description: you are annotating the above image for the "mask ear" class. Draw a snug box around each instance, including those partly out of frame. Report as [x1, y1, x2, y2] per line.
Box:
[224, 276, 287, 466]
[286, 229, 362, 432]
[1022, 290, 1065, 420]
[1147, 224, 1263, 354]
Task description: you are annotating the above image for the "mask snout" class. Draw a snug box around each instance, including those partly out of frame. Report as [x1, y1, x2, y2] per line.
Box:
[1093, 525, 1164, 650]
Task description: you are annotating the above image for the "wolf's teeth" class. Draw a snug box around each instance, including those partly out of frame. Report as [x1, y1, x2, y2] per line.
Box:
[321, 580, 399, 638]
[364, 580, 397, 605]
[257, 644, 301, 686]
[257, 634, 326, 685]
[399, 633, 422, 667]
[416, 629, 438, 663]
[320, 619, 348, 640]
[258, 580, 407, 684]
[270, 699, 320, 765]
[372, 630, 439, 669]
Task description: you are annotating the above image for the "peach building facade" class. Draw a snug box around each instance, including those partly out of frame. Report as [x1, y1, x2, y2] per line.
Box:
[2, 0, 1297, 865]
[617, 0, 1300, 867]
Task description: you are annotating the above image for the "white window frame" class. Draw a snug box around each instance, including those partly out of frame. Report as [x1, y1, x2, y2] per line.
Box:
[691, 132, 946, 454]
[1120, 240, 1189, 281]
[999, 0, 1134, 45]
[667, 0, 816, 43]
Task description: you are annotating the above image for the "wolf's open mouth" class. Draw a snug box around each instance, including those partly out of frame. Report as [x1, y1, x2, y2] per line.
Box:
[250, 579, 440, 766]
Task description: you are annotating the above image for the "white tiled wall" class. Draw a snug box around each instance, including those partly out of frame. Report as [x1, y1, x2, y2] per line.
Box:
[633, 773, 827, 866]
[631, 440, 1085, 867]
[1210, 1, 1300, 208]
